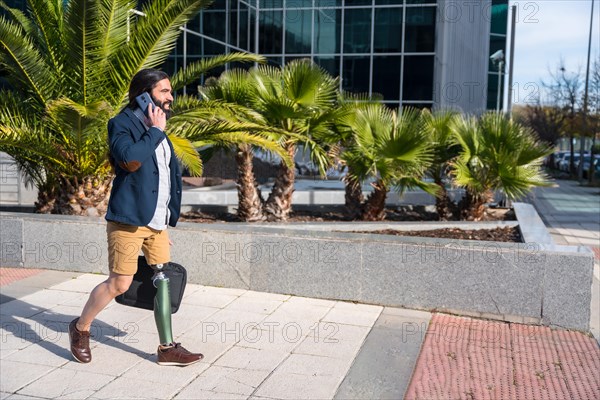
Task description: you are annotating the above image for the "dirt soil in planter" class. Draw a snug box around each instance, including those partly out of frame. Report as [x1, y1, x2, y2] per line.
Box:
[351, 226, 522, 243]
[180, 208, 519, 242]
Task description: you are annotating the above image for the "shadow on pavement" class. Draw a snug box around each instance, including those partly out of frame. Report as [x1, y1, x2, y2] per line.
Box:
[0, 295, 150, 361]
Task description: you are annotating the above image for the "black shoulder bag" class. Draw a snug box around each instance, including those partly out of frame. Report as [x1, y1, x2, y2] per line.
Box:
[115, 256, 187, 313]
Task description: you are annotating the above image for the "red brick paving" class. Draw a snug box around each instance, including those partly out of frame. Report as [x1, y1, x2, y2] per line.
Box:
[591, 246, 600, 261]
[0, 267, 42, 286]
[406, 314, 600, 400]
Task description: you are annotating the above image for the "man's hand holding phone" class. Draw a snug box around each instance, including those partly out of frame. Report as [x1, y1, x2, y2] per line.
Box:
[146, 105, 166, 131]
[135, 92, 166, 131]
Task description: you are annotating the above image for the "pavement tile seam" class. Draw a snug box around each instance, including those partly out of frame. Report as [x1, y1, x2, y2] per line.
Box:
[2, 361, 60, 396]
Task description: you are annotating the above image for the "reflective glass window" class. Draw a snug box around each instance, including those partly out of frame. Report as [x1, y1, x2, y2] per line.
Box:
[286, 9, 312, 54]
[315, 0, 342, 6]
[374, 7, 402, 53]
[229, 10, 239, 48]
[203, 10, 227, 42]
[164, 57, 178, 77]
[314, 8, 342, 54]
[372, 56, 401, 100]
[405, 0, 436, 4]
[401, 103, 432, 110]
[187, 14, 201, 32]
[343, 8, 372, 53]
[287, 0, 313, 6]
[375, 0, 403, 4]
[249, 9, 257, 52]
[185, 31, 203, 56]
[491, 1, 508, 35]
[259, 9, 283, 54]
[402, 55, 434, 100]
[263, 0, 283, 7]
[487, 72, 502, 110]
[345, 0, 371, 5]
[211, 0, 227, 9]
[342, 56, 370, 94]
[237, 5, 251, 51]
[284, 56, 307, 65]
[266, 56, 284, 67]
[203, 39, 227, 56]
[404, 7, 435, 52]
[315, 56, 341, 78]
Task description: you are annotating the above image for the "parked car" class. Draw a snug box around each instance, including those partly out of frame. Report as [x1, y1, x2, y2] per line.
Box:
[558, 154, 581, 172]
[580, 155, 600, 178]
[547, 151, 568, 169]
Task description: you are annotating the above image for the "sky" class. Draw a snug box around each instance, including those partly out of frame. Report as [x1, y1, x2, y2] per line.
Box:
[508, 0, 600, 106]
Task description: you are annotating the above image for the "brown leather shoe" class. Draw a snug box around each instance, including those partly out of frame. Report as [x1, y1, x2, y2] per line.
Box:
[69, 318, 91, 363]
[157, 343, 203, 366]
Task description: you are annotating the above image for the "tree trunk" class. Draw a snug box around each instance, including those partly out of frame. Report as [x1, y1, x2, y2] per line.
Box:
[235, 145, 266, 222]
[37, 175, 112, 216]
[460, 189, 492, 221]
[264, 143, 296, 221]
[343, 168, 363, 220]
[434, 177, 452, 221]
[361, 181, 387, 221]
[569, 135, 576, 177]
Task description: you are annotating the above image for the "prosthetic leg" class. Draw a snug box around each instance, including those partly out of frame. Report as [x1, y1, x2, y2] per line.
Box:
[151, 264, 173, 345]
[152, 263, 203, 365]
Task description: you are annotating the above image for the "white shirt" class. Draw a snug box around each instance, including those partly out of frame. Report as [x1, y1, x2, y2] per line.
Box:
[131, 108, 172, 230]
[147, 136, 171, 230]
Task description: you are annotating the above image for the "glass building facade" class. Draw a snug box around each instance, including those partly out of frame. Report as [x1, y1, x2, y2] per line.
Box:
[487, 0, 508, 110]
[3, 0, 508, 112]
[168, 0, 438, 109]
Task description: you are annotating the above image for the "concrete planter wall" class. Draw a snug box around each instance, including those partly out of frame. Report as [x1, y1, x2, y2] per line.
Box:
[0, 203, 594, 331]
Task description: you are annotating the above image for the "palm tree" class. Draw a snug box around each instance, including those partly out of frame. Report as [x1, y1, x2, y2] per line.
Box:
[197, 70, 276, 221]
[0, 0, 262, 215]
[421, 109, 460, 220]
[193, 62, 337, 222]
[450, 112, 553, 220]
[327, 93, 382, 219]
[250, 60, 339, 221]
[170, 79, 292, 222]
[339, 105, 435, 221]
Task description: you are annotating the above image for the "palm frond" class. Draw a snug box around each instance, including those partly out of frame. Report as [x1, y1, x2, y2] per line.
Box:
[0, 15, 56, 103]
[87, 0, 136, 97]
[0, 1, 34, 37]
[21, 0, 63, 72]
[191, 131, 293, 167]
[393, 177, 440, 197]
[167, 134, 202, 176]
[283, 59, 338, 109]
[107, 0, 213, 99]
[171, 53, 265, 91]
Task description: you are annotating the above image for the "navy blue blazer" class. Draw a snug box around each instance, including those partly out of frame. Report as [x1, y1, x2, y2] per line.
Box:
[105, 108, 182, 227]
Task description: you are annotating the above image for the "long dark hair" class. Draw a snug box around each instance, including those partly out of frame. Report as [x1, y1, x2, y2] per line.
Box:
[127, 68, 170, 109]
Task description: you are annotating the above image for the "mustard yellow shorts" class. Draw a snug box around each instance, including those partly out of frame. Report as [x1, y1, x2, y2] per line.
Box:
[107, 221, 170, 275]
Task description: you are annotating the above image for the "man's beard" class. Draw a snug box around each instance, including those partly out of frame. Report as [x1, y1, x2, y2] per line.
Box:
[152, 97, 172, 119]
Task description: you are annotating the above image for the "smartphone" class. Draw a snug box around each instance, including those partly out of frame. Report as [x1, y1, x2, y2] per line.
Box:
[135, 92, 155, 115]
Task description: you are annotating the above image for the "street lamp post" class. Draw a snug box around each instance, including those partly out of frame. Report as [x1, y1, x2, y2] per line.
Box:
[580, 0, 595, 181]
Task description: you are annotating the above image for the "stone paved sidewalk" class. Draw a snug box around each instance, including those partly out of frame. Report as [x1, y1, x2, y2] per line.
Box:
[0, 272, 403, 399]
[1, 178, 599, 400]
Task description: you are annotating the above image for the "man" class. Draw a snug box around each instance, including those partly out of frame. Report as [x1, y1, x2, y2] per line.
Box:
[68, 69, 203, 366]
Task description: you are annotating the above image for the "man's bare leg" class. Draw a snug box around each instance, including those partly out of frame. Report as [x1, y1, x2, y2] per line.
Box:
[76, 272, 133, 332]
